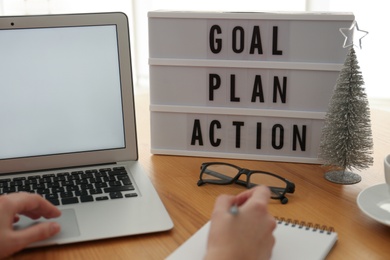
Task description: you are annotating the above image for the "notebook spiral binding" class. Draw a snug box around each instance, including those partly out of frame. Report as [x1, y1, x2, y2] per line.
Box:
[275, 216, 335, 235]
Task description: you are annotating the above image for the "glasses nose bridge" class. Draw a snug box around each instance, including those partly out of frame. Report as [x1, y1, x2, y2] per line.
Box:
[237, 168, 251, 177]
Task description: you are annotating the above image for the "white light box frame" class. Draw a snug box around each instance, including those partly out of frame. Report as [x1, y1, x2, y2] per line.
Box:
[148, 11, 354, 163]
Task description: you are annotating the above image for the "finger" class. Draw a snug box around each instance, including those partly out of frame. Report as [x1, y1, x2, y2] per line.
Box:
[212, 194, 235, 214]
[13, 215, 20, 223]
[4, 193, 61, 219]
[236, 186, 271, 213]
[10, 222, 61, 253]
[235, 185, 270, 207]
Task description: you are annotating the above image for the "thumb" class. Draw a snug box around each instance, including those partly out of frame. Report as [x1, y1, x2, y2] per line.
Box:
[11, 222, 61, 252]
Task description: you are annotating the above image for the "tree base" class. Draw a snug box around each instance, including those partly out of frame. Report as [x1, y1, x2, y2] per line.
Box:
[324, 170, 361, 185]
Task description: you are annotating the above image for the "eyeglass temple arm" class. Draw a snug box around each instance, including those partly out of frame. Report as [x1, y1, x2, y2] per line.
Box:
[203, 168, 233, 181]
[234, 180, 295, 195]
[269, 186, 295, 194]
[204, 168, 295, 194]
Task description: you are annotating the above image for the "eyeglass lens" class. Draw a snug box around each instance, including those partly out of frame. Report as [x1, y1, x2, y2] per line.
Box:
[202, 164, 241, 183]
[202, 164, 287, 198]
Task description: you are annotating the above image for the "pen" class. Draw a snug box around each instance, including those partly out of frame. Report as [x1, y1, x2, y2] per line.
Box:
[229, 204, 239, 215]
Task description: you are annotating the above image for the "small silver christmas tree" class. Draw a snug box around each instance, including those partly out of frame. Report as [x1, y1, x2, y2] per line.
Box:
[319, 46, 373, 184]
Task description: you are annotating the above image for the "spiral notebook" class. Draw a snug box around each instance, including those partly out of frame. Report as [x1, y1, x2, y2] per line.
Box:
[167, 217, 338, 260]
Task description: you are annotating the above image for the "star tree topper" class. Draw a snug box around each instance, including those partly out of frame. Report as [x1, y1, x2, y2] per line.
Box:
[340, 20, 368, 49]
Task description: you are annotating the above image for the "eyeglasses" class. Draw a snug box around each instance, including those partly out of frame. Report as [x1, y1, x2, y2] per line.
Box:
[197, 162, 295, 204]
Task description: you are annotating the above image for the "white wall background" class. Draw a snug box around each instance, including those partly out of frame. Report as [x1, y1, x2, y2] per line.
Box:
[0, 0, 388, 100]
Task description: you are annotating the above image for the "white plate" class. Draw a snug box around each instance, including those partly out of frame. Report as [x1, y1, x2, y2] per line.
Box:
[357, 183, 390, 226]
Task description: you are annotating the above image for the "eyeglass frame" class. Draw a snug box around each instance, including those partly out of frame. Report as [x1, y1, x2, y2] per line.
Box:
[197, 162, 295, 204]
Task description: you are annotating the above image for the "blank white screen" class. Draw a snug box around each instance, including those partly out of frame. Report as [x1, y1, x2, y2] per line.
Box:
[0, 25, 125, 159]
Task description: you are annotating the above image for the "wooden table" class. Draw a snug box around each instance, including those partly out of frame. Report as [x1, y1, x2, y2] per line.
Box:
[12, 93, 390, 259]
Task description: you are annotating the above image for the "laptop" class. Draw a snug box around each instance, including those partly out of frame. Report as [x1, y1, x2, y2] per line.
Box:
[0, 12, 173, 247]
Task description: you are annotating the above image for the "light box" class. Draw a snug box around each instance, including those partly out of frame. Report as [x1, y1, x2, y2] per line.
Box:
[148, 11, 354, 163]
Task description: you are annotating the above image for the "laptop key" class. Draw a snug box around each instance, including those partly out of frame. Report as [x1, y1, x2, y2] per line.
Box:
[12, 180, 24, 186]
[48, 198, 60, 206]
[36, 188, 50, 195]
[62, 197, 79, 205]
[75, 190, 89, 197]
[80, 195, 94, 202]
[57, 172, 70, 176]
[3, 187, 16, 193]
[109, 181, 122, 187]
[25, 179, 38, 185]
[80, 184, 94, 190]
[67, 186, 80, 192]
[109, 191, 123, 199]
[33, 183, 46, 189]
[125, 193, 138, 198]
[60, 191, 74, 198]
[46, 193, 58, 199]
[119, 177, 132, 185]
[52, 187, 65, 193]
[89, 188, 103, 195]
[96, 196, 109, 201]
[18, 185, 32, 192]
[47, 182, 60, 188]
[104, 185, 134, 193]
[95, 182, 108, 188]
[13, 177, 26, 181]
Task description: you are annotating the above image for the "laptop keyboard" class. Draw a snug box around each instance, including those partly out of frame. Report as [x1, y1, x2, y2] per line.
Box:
[0, 166, 138, 206]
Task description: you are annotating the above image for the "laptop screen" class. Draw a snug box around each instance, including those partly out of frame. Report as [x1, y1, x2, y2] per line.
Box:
[0, 25, 125, 160]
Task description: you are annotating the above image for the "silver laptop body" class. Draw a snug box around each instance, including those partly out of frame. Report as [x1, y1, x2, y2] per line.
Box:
[0, 12, 173, 247]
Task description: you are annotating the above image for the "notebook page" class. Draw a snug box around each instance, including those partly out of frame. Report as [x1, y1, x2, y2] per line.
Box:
[166, 220, 338, 260]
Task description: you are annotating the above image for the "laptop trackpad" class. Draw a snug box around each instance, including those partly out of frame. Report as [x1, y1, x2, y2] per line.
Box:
[14, 208, 80, 245]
